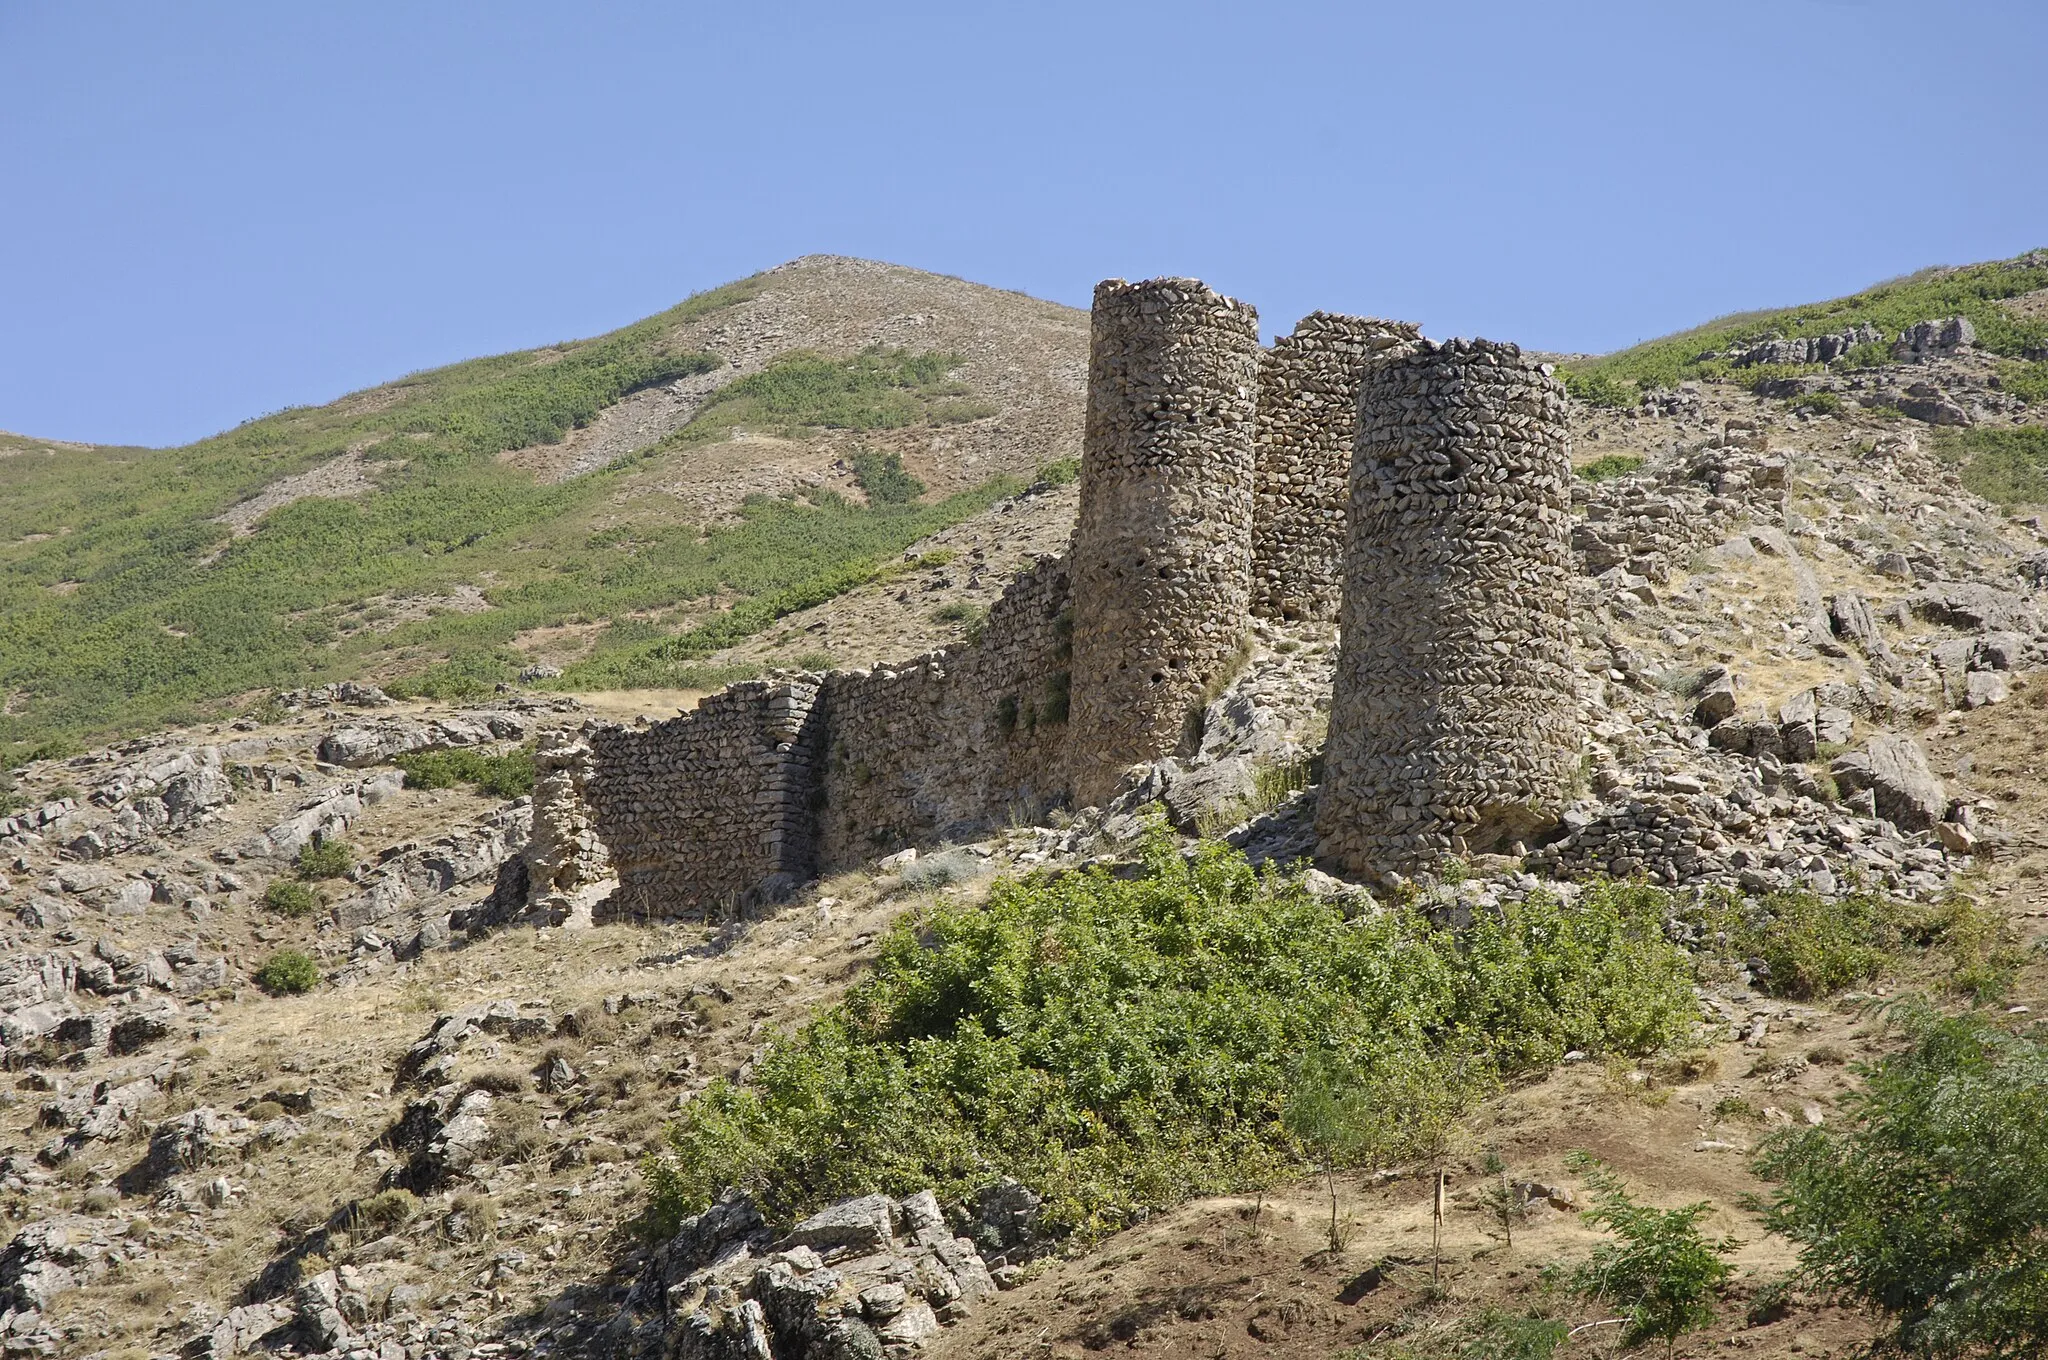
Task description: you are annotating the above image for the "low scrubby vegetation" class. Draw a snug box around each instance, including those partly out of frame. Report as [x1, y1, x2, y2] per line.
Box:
[646, 834, 1696, 1238]
[1561, 249, 2048, 407]
[1938, 424, 2048, 507]
[1755, 1007, 2048, 1358]
[393, 744, 537, 799]
[0, 277, 1018, 762]
[668, 347, 994, 446]
[1576, 453, 1645, 482]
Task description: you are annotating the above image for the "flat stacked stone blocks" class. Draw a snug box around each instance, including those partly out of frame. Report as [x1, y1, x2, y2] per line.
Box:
[1067, 278, 1262, 805]
[1251, 312, 1423, 622]
[1315, 339, 1578, 878]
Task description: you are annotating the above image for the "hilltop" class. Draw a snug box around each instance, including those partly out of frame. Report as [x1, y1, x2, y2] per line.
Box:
[0, 257, 1087, 764]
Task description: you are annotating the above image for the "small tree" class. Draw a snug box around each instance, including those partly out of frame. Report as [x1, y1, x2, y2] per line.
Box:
[295, 837, 356, 880]
[1477, 1150, 1532, 1249]
[1283, 1049, 1379, 1253]
[1753, 1007, 2048, 1357]
[1565, 1154, 1736, 1359]
[264, 879, 319, 917]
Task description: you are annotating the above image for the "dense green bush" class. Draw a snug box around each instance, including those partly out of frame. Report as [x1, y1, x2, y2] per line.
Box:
[295, 838, 357, 880]
[645, 835, 1694, 1238]
[263, 880, 320, 918]
[1755, 1008, 2048, 1358]
[1937, 425, 2048, 507]
[393, 745, 536, 799]
[1711, 889, 1904, 1000]
[848, 447, 925, 505]
[1577, 454, 1646, 482]
[255, 949, 321, 995]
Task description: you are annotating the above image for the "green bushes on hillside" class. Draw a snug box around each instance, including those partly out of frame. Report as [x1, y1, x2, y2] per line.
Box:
[1938, 425, 2048, 506]
[644, 834, 1695, 1238]
[393, 745, 536, 799]
[1755, 1007, 2048, 1358]
[848, 447, 926, 504]
[670, 347, 994, 446]
[1561, 249, 2048, 405]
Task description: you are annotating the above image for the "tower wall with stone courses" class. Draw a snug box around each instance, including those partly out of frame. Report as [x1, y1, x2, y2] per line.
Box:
[1315, 339, 1579, 879]
[818, 555, 1072, 866]
[1250, 313, 1423, 622]
[584, 679, 825, 920]
[1066, 277, 1263, 805]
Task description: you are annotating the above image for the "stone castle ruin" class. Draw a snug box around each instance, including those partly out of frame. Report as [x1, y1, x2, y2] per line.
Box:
[578, 277, 1581, 912]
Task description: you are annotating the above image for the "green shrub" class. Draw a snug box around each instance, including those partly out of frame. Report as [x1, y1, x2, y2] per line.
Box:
[1564, 1154, 1736, 1358]
[1998, 360, 2048, 406]
[1717, 889, 1904, 1000]
[393, 745, 536, 799]
[673, 347, 982, 445]
[1919, 894, 2026, 1002]
[1560, 248, 2048, 397]
[1577, 454, 1645, 483]
[263, 879, 320, 918]
[848, 447, 926, 505]
[1035, 457, 1081, 488]
[295, 838, 356, 880]
[1789, 390, 1842, 415]
[348, 1188, 418, 1235]
[1754, 1007, 2048, 1358]
[1938, 425, 2048, 506]
[1560, 368, 1640, 410]
[255, 949, 321, 995]
[644, 835, 1694, 1238]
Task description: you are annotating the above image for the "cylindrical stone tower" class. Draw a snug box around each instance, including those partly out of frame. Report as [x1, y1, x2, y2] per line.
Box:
[1315, 338, 1578, 879]
[1067, 277, 1262, 806]
[1251, 313, 1424, 622]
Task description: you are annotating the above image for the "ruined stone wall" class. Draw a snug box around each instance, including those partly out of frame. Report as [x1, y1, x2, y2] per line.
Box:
[1251, 313, 1423, 622]
[818, 556, 1072, 865]
[521, 730, 612, 924]
[1316, 339, 1579, 879]
[1066, 278, 1262, 805]
[584, 680, 824, 920]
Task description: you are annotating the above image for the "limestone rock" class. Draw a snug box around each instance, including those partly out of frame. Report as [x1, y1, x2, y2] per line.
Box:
[1831, 735, 1946, 832]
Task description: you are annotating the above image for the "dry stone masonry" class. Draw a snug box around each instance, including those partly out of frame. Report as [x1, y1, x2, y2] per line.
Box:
[1251, 312, 1422, 622]
[1316, 339, 1580, 878]
[575, 279, 1613, 910]
[1066, 278, 1263, 805]
[585, 681, 825, 921]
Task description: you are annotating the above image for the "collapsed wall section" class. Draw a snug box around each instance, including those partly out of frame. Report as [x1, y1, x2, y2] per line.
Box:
[1066, 278, 1262, 805]
[1316, 339, 1578, 879]
[819, 556, 1072, 865]
[1251, 313, 1423, 622]
[584, 680, 824, 920]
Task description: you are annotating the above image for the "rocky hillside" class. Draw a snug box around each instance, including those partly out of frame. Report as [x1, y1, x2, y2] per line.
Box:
[3, 254, 2048, 1360]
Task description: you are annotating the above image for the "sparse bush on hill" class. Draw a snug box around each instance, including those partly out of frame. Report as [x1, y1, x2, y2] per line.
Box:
[295, 838, 357, 881]
[255, 949, 321, 995]
[644, 832, 1695, 1239]
[1755, 1007, 2048, 1359]
[1563, 1154, 1736, 1360]
[393, 745, 536, 799]
[263, 880, 320, 918]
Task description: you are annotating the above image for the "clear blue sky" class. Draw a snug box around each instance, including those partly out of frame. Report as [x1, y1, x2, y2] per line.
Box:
[3, 1, 2043, 448]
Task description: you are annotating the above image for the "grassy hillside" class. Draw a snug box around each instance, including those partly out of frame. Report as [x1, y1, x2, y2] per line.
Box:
[1563, 249, 2048, 407]
[0, 275, 1017, 763]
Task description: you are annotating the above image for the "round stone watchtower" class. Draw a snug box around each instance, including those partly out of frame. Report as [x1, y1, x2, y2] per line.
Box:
[1251, 312, 1422, 622]
[1315, 338, 1578, 878]
[1066, 277, 1262, 806]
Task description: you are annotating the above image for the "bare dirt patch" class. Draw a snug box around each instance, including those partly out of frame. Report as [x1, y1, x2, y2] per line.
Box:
[213, 448, 382, 535]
